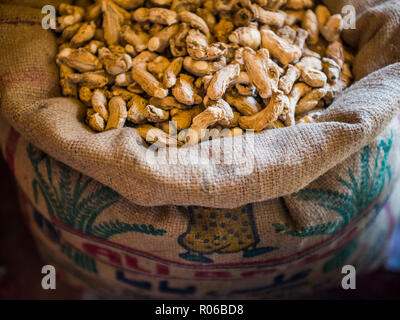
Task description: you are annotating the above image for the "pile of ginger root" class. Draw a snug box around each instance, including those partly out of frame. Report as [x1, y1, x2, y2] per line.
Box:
[55, 0, 354, 147]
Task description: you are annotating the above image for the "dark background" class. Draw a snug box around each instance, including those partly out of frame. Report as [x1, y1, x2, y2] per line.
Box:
[0, 155, 399, 300]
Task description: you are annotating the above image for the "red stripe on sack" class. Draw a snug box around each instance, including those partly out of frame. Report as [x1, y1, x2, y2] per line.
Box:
[5, 127, 20, 173]
[50, 199, 376, 269]
[0, 19, 41, 26]
[0, 69, 56, 89]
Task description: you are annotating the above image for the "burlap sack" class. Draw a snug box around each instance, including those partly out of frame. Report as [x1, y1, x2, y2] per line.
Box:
[1, 115, 399, 298]
[0, 0, 400, 298]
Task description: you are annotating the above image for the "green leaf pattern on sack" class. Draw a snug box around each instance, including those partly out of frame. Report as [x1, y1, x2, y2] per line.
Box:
[273, 132, 393, 237]
[28, 144, 167, 239]
[61, 243, 98, 274]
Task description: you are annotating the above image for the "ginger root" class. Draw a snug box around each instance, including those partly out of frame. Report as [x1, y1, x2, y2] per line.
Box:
[131, 63, 169, 99]
[183, 56, 226, 77]
[250, 4, 287, 28]
[57, 4, 85, 31]
[135, 124, 181, 147]
[229, 26, 261, 50]
[281, 82, 311, 126]
[279, 64, 301, 94]
[99, 47, 132, 75]
[92, 89, 109, 120]
[171, 105, 202, 130]
[133, 7, 178, 25]
[163, 57, 183, 88]
[295, 87, 326, 114]
[243, 48, 275, 99]
[172, 74, 202, 105]
[186, 29, 227, 61]
[70, 21, 96, 48]
[68, 71, 110, 89]
[239, 92, 289, 132]
[127, 94, 148, 123]
[261, 30, 302, 65]
[225, 93, 262, 116]
[57, 48, 101, 72]
[178, 10, 210, 38]
[121, 25, 147, 52]
[106, 96, 127, 130]
[148, 24, 180, 52]
[206, 64, 241, 101]
[55, 0, 354, 146]
[186, 99, 234, 144]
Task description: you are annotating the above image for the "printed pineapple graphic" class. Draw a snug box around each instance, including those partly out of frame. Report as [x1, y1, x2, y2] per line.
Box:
[178, 205, 276, 263]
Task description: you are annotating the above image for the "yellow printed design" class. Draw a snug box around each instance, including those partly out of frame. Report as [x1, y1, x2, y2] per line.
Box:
[178, 205, 276, 263]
